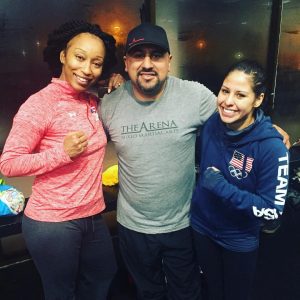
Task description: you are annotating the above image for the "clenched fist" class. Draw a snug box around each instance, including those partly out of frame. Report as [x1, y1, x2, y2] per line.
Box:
[63, 131, 88, 158]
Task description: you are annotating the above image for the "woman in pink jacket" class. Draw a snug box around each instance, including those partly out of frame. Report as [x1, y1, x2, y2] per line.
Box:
[0, 20, 121, 300]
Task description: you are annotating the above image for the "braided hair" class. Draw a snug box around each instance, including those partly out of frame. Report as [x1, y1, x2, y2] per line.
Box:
[43, 20, 117, 78]
[225, 59, 267, 97]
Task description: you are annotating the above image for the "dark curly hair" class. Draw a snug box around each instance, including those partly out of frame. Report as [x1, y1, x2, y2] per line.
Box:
[43, 20, 117, 78]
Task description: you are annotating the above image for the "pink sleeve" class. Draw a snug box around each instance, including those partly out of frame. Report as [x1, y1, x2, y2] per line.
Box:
[0, 97, 72, 177]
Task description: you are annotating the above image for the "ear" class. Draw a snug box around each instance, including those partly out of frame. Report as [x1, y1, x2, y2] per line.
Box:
[254, 93, 264, 108]
[168, 54, 172, 72]
[60, 50, 66, 64]
[123, 55, 128, 72]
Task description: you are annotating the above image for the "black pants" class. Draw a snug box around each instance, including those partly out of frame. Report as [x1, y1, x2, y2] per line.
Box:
[22, 214, 117, 300]
[193, 230, 258, 300]
[118, 223, 202, 300]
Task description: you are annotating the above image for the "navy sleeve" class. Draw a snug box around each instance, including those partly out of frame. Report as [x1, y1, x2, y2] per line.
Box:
[205, 142, 289, 220]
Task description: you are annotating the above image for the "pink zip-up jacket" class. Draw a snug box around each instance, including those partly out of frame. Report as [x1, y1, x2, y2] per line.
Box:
[0, 78, 107, 222]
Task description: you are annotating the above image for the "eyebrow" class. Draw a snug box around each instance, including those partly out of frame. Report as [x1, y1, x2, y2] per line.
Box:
[222, 85, 249, 94]
[73, 48, 104, 59]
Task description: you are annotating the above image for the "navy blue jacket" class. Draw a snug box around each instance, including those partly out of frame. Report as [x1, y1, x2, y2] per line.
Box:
[190, 110, 289, 251]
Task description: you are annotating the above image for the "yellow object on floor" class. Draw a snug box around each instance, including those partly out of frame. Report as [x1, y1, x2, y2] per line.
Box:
[102, 165, 119, 186]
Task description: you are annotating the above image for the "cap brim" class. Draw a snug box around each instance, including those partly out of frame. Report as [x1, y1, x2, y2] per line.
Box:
[126, 42, 169, 53]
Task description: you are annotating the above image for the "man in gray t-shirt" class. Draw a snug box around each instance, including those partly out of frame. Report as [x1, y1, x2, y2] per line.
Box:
[101, 23, 216, 300]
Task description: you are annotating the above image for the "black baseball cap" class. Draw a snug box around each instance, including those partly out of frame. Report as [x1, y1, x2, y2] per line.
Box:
[125, 23, 170, 54]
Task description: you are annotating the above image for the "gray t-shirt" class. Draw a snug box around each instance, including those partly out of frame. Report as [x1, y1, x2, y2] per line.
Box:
[101, 76, 216, 234]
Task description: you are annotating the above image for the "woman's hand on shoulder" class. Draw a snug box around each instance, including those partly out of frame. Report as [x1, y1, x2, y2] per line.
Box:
[273, 124, 291, 149]
[97, 73, 125, 98]
[107, 73, 125, 93]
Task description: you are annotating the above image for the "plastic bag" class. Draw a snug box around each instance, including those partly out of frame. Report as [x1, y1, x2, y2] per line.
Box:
[0, 184, 25, 216]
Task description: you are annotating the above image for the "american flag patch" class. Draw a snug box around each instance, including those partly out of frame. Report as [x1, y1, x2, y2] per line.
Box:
[230, 150, 244, 170]
[245, 157, 254, 172]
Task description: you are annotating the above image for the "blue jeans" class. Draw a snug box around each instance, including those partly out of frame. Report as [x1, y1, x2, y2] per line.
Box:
[118, 224, 202, 300]
[22, 213, 117, 300]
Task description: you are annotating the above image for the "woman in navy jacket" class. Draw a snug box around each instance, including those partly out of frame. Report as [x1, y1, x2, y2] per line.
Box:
[191, 60, 289, 300]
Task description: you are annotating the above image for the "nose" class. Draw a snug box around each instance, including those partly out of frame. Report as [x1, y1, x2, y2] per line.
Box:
[141, 55, 153, 69]
[81, 61, 92, 75]
[224, 93, 235, 105]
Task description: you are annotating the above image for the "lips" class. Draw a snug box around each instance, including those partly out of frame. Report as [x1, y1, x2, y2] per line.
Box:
[74, 73, 91, 85]
[140, 71, 156, 76]
[140, 74, 156, 81]
[219, 106, 240, 121]
[138, 71, 157, 81]
[224, 107, 236, 113]
[221, 106, 238, 116]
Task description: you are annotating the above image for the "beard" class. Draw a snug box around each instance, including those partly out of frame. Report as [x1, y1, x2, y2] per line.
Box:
[136, 72, 167, 97]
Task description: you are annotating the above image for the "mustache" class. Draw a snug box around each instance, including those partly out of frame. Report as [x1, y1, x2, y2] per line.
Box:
[137, 69, 158, 76]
